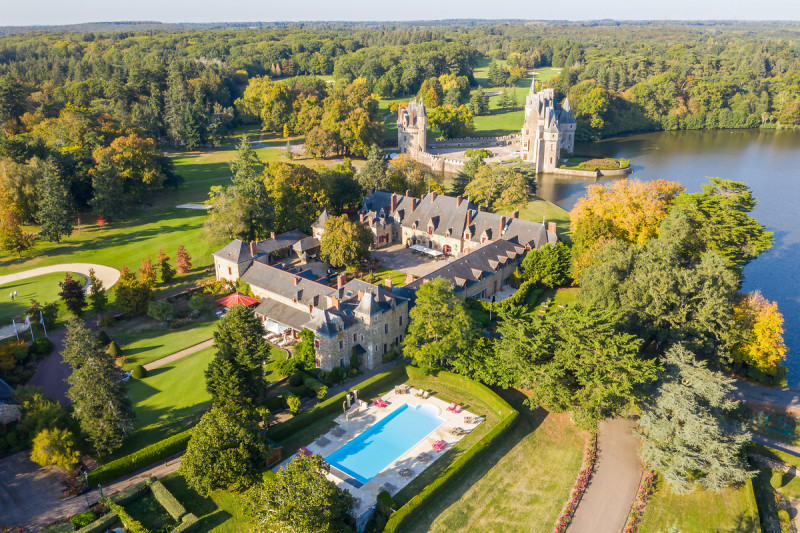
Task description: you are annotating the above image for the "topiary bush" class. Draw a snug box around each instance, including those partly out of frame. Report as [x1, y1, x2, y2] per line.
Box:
[75, 512, 117, 533]
[779, 509, 791, 523]
[172, 513, 200, 533]
[71, 511, 97, 528]
[95, 330, 111, 347]
[263, 396, 286, 411]
[98, 314, 115, 328]
[287, 394, 301, 415]
[150, 480, 187, 520]
[288, 373, 304, 387]
[106, 341, 121, 358]
[131, 364, 146, 379]
[328, 366, 345, 383]
[28, 337, 55, 357]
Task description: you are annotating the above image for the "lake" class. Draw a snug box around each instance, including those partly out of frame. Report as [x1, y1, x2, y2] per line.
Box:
[536, 129, 800, 385]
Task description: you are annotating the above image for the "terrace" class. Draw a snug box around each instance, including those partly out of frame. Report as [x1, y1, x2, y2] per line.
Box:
[272, 384, 483, 517]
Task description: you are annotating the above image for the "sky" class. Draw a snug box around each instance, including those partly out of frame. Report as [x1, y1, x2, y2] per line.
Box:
[2, 0, 800, 26]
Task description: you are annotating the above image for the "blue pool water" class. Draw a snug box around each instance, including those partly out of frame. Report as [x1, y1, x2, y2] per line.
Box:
[325, 403, 444, 484]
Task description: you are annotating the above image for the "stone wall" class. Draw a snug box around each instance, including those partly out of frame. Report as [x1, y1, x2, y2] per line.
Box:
[215, 257, 248, 283]
[430, 134, 519, 148]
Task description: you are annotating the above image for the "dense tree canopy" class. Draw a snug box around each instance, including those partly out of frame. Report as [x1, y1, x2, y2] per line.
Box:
[320, 214, 373, 269]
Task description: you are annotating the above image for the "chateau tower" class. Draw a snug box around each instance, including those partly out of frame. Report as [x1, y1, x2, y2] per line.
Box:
[397, 99, 427, 155]
[520, 77, 576, 173]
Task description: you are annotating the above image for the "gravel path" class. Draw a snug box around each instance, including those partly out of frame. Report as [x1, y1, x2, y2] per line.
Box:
[143, 339, 214, 370]
[733, 377, 800, 415]
[568, 418, 642, 533]
[0, 263, 120, 291]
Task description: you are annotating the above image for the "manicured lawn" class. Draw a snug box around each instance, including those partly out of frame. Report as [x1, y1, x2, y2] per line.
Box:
[0, 271, 83, 323]
[114, 313, 219, 369]
[160, 471, 252, 532]
[404, 390, 586, 532]
[637, 476, 760, 533]
[119, 346, 216, 457]
[125, 491, 178, 531]
[518, 196, 572, 244]
[170, 146, 286, 182]
[366, 266, 408, 288]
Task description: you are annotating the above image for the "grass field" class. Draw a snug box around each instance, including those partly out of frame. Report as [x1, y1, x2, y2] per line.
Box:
[125, 491, 179, 531]
[518, 196, 572, 243]
[366, 266, 408, 288]
[404, 391, 585, 532]
[0, 271, 83, 323]
[114, 313, 219, 369]
[637, 476, 760, 533]
[120, 346, 215, 457]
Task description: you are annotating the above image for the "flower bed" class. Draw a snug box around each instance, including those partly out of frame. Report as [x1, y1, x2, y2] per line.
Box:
[622, 470, 656, 533]
[552, 431, 598, 533]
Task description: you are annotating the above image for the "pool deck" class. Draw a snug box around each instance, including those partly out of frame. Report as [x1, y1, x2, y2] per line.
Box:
[272, 384, 483, 516]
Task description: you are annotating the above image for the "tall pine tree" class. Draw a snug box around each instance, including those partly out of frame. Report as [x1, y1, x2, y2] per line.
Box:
[36, 158, 74, 243]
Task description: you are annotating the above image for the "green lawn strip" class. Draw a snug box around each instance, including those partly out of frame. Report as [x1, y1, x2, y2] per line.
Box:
[117, 347, 215, 458]
[753, 444, 800, 499]
[115, 313, 218, 369]
[517, 196, 572, 244]
[0, 271, 84, 323]
[123, 490, 179, 531]
[366, 267, 408, 288]
[160, 471, 252, 533]
[637, 475, 760, 533]
[402, 393, 584, 533]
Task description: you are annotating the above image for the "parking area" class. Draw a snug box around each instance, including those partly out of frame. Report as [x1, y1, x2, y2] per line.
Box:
[372, 244, 452, 280]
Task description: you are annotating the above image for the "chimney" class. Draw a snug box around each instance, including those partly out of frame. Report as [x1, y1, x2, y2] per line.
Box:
[430, 191, 437, 201]
[512, 209, 519, 219]
[332, 296, 340, 310]
[294, 276, 300, 286]
[548, 222, 557, 235]
[384, 278, 393, 289]
[337, 274, 346, 290]
[359, 213, 365, 223]
[249, 241, 257, 257]
[391, 193, 398, 213]
[410, 198, 416, 212]
[405, 189, 411, 197]
[456, 196, 462, 206]
[466, 209, 472, 225]
[499, 216, 506, 237]
[270, 231, 276, 239]
[405, 273, 416, 285]
[368, 216, 374, 226]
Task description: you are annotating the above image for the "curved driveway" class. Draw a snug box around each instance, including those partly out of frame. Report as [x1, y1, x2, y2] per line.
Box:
[0, 263, 121, 291]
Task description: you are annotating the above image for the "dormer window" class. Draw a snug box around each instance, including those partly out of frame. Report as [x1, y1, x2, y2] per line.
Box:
[464, 232, 470, 240]
[428, 225, 433, 235]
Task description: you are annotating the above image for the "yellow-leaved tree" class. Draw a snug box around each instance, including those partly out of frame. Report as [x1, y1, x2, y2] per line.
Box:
[569, 179, 684, 275]
[733, 290, 788, 375]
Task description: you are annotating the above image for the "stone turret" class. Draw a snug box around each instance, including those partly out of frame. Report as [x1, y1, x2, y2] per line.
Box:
[397, 98, 427, 155]
[520, 77, 576, 173]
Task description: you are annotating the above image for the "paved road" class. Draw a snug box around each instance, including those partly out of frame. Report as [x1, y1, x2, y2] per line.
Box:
[0, 450, 183, 531]
[28, 328, 71, 405]
[568, 418, 643, 533]
[733, 377, 800, 415]
[144, 339, 214, 370]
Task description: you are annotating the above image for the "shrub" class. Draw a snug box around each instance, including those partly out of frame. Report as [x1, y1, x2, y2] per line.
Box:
[328, 366, 345, 383]
[111, 478, 152, 505]
[98, 314, 115, 328]
[771, 470, 785, 489]
[71, 512, 97, 528]
[263, 396, 286, 411]
[150, 480, 187, 520]
[28, 337, 54, 357]
[76, 512, 117, 533]
[107, 500, 148, 533]
[95, 331, 111, 347]
[288, 384, 312, 398]
[303, 377, 324, 392]
[288, 373, 304, 387]
[88, 429, 192, 485]
[287, 395, 301, 415]
[377, 490, 395, 512]
[31, 428, 80, 471]
[172, 513, 200, 533]
[317, 386, 329, 401]
[106, 341, 121, 358]
[131, 365, 146, 379]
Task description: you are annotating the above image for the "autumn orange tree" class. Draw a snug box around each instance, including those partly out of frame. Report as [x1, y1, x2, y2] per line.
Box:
[732, 290, 788, 378]
[569, 179, 684, 275]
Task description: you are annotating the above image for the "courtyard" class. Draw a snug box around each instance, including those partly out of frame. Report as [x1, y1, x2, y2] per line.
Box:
[426, 142, 520, 164]
[371, 244, 455, 281]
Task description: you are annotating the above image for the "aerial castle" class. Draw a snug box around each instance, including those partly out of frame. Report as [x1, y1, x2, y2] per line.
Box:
[397, 77, 576, 173]
[520, 80, 576, 172]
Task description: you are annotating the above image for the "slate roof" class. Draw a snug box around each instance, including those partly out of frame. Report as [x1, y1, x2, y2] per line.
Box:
[212, 230, 309, 263]
[254, 298, 314, 332]
[241, 262, 335, 307]
[406, 238, 526, 293]
[0, 378, 13, 402]
[311, 210, 329, 229]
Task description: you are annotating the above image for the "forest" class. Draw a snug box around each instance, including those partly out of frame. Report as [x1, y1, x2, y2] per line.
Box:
[1, 21, 799, 247]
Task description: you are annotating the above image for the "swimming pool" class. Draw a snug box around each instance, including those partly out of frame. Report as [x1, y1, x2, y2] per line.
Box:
[325, 403, 444, 484]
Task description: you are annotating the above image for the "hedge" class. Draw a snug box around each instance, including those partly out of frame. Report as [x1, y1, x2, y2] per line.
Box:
[267, 364, 408, 443]
[172, 513, 200, 533]
[150, 479, 187, 520]
[89, 429, 192, 485]
[263, 395, 286, 411]
[383, 369, 519, 532]
[111, 477, 153, 505]
[76, 512, 118, 533]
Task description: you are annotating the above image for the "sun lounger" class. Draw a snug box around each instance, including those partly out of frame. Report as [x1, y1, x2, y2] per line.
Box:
[446, 403, 457, 412]
[450, 427, 469, 436]
[432, 440, 446, 451]
[453, 404, 462, 413]
[421, 390, 429, 399]
[297, 446, 313, 457]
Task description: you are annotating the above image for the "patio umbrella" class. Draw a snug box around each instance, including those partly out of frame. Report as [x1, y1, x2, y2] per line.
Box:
[216, 292, 260, 308]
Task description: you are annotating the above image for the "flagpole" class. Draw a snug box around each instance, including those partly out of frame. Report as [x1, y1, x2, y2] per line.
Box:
[40, 311, 47, 338]
[26, 315, 34, 342]
[12, 319, 19, 341]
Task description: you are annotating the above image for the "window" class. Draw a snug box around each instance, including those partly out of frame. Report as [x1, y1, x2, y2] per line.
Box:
[314, 339, 319, 349]
[338, 340, 343, 350]
[464, 233, 470, 240]
[384, 323, 388, 334]
[228, 266, 232, 275]
[399, 316, 403, 326]
[353, 333, 357, 342]
[428, 226, 433, 235]
[383, 343, 387, 354]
